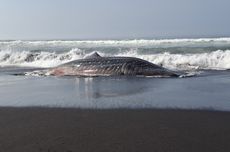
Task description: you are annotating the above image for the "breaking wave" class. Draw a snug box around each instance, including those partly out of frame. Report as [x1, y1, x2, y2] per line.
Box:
[0, 48, 84, 68]
[1, 38, 230, 48]
[118, 49, 230, 70]
[0, 48, 230, 71]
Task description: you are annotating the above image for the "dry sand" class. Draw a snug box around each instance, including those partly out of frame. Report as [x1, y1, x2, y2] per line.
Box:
[0, 108, 230, 152]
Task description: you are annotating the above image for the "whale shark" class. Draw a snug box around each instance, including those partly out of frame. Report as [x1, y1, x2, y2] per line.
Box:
[48, 52, 180, 77]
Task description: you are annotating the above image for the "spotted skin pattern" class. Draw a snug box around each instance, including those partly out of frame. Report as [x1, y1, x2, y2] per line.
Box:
[50, 55, 179, 77]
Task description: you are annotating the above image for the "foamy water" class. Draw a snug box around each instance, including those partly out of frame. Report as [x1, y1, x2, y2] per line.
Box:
[0, 38, 230, 71]
[1, 38, 230, 48]
[0, 38, 230, 110]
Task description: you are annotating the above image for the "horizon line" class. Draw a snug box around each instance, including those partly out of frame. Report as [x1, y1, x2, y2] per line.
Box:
[1, 35, 230, 41]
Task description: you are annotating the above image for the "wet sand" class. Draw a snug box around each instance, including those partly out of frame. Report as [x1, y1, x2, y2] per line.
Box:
[0, 108, 230, 152]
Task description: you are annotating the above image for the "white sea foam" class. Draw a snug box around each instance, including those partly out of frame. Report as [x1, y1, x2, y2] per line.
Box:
[1, 37, 230, 48]
[118, 49, 230, 70]
[0, 48, 84, 68]
[0, 48, 230, 71]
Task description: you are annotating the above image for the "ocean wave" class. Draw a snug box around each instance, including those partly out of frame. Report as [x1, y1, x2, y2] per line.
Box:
[0, 48, 230, 70]
[118, 49, 230, 70]
[0, 48, 84, 68]
[1, 37, 230, 49]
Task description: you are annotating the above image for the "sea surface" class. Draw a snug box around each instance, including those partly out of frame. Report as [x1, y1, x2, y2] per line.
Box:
[0, 38, 230, 111]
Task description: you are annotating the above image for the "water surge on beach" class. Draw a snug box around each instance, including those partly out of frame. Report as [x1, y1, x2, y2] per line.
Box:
[0, 38, 230, 110]
[0, 38, 230, 71]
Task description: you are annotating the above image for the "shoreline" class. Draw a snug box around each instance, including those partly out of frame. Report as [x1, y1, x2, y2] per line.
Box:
[0, 107, 230, 152]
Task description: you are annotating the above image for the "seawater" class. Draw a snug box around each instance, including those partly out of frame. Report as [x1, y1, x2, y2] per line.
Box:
[0, 38, 230, 110]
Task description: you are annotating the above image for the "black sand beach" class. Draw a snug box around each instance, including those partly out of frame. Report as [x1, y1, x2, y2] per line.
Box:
[0, 108, 230, 152]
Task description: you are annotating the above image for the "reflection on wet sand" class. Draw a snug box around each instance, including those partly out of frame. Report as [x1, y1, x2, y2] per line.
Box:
[74, 77, 149, 99]
[1, 70, 230, 110]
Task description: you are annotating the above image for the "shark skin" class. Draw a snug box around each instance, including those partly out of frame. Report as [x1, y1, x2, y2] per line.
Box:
[49, 52, 179, 77]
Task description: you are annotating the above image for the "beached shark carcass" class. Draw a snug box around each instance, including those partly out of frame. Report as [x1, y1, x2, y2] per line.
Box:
[48, 52, 179, 77]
